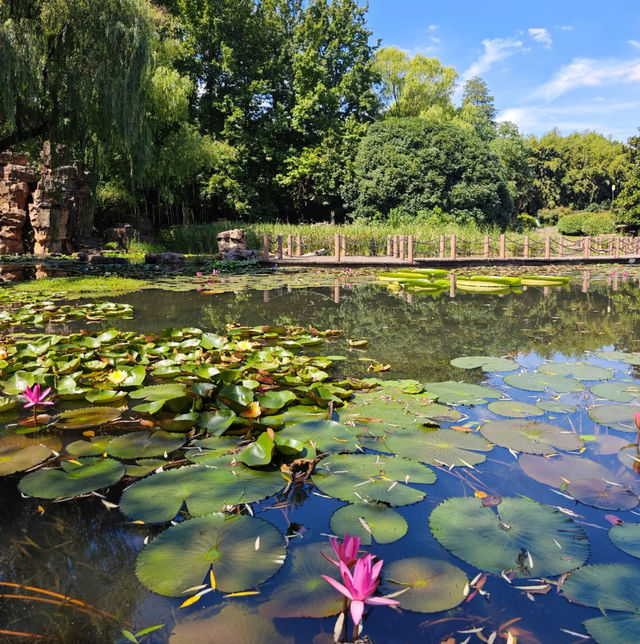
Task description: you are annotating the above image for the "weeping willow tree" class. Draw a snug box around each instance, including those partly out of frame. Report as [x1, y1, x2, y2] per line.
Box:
[0, 0, 154, 171]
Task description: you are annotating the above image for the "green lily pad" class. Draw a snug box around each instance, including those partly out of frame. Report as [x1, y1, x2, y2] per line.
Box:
[520, 453, 619, 487]
[487, 400, 544, 418]
[119, 457, 285, 523]
[429, 497, 589, 577]
[538, 363, 614, 381]
[582, 613, 640, 644]
[274, 420, 358, 455]
[257, 390, 297, 414]
[18, 457, 125, 499]
[85, 389, 127, 404]
[126, 459, 167, 478]
[588, 405, 640, 432]
[197, 410, 237, 436]
[130, 383, 187, 402]
[503, 372, 585, 393]
[157, 412, 199, 433]
[382, 557, 467, 613]
[66, 435, 117, 456]
[55, 406, 122, 430]
[597, 351, 640, 365]
[385, 428, 492, 468]
[591, 381, 640, 403]
[479, 419, 584, 454]
[0, 436, 54, 475]
[566, 478, 639, 511]
[313, 453, 436, 506]
[217, 385, 254, 412]
[609, 522, 640, 562]
[330, 502, 408, 545]
[106, 431, 186, 459]
[239, 432, 275, 467]
[423, 381, 502, 405]
[0, 396, 18, 413]
[136, 513, 286, 596]
[450, 356, 519, 372]
[536, 400, 576, 413]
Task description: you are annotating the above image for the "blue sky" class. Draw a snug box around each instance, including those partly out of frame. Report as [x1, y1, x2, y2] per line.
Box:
[367, 0, 640, 141]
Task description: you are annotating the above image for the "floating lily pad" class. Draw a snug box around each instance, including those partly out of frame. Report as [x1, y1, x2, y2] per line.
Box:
[126, 459, 167, 477]
[538, 363, 614, 381]
[487, 400, 544, 418]
[423, 381, 502, 405]
[385, 428, 492, 467]
[597, 351, 640, 366]
[106, 431, 186, 459]
[588, 405, 640, 432]
[259, 542, 343, 619]
[197, 410, 237, 436]
[274, 420, 358, 455]
[330, 503, 408, 545]
[609, 522, 640, 558]
[503, 372, 584, 393]
[450, 356, 519, 372]
[257, 390, 297, 414]
[313, 453, 436, 506]
[480, 419, 583, 454]
[130, 383, 188, 402]
[618, 445, 640, 472]
[520, 453, 618, 487]
[566, 478, 639, 511]
[85, 389, 127, 404]
[429, 497, 589, 577]
[136, 513, 286, 596]
[55, 406, 122, 430]
[66, 435, 117, 456]
[581, 613, 640, 644]
[536, 400, 576, 413]
[119, 457, 285, 523]
[18, 457, 125, 499]
[382, 557, 467, 613]
[0, 436, 54, 475]
[591, 381, 640, 402]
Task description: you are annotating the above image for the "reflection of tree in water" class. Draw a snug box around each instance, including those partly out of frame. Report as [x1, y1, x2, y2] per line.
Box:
[0, 480, 145, 643]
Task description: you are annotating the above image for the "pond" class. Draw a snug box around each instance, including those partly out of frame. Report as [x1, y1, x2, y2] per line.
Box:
[2, 267, 640, 644]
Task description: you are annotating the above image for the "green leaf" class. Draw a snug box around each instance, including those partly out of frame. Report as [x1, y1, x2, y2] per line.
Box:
[503, 371, 585, 393]
[450, 356, 519, 372]
[423, 381, 502, 405]
[330, 502, 408, 544]
[479, 419, 584, 454]
[239, 432, 275, 467]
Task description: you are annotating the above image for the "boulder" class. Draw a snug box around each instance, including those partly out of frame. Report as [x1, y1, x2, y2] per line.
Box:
[222, 249, 259, 261]
[217, 228, 248, 258]
[0, 152, 36, 254]
[103, 223, 134, 247]
[144, 252, 186, 265]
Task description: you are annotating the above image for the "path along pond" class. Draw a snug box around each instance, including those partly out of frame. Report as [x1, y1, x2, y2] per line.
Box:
[3, 268, 640, 644]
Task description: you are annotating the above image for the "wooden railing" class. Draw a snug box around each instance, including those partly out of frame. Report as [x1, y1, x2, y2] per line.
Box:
[261, 233, 640, 262]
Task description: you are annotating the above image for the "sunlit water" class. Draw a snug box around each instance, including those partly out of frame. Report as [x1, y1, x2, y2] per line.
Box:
[2, 272, 640, 643]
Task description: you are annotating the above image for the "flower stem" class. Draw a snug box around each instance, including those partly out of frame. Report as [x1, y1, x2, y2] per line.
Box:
[352, 621, 359, 642]
[341, 596, 347, 642]
[33, 405, 37, 428]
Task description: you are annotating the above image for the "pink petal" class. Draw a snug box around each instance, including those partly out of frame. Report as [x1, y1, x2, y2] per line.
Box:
[321, 575, 353, 600]
[39, 400, 54, 406]
[350, 599, 365, 626]
[321, 551, 340, 567]
[40, 387, 51, 399]
[23, 401, 36, 408]
[371, 558, 383, 581]
[339, 561, 358, 597]
[365, 596, 399, 607]
[605, 513, 623, 526]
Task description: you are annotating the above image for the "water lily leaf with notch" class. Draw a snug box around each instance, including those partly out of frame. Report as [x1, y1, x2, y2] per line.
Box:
[566, 478, 639, 511]
[18, 457, 125, 499]
[85, 389, 127, 404]
[423, 381, 502, 405]
[487, 400, 544, 418]
[106, 431, 186, 459]
[1, 371, 36, 395]
[590, 381, 640, 403]
[119, 365, 147, 387]
[239, 432, 274, 466]
[313, 453, 436, 506]
[0, 436, 55, 475]
[197, 410, 237, 436]
[609, 522, 640, 558]
[382, 557, 467, 613]
[257, 390, 297, 414]
[130, 383, 187, 402]
[588, 405, 640, 432]
[538, 362, 614, 381]
[66, 435, 118, 456]
[119, 457, 285, 523]
[519, 454, 621, 487]
[274, 420, 358, 455]
[217, 385, 254, 412]
[186, 437, 240, 463]
[429, 496, 589, 577]
[503, 372, 584, 393]
[136, 513, 286, 596]
[597, 351, 640, 366]
[536, 400, 576, 413]
[450, 356, 519, 372]
[259, 405, 329, 428]
[385, 428, 492, 467]
[330, 502, 408, 544]
[157, 412, 199, 432]
[126, 459, 167, 477]
[258, 543, 343, 619]
[0, 396, 18, 413]
[479, 419, 584, 454]
[55, 407, 122, 430]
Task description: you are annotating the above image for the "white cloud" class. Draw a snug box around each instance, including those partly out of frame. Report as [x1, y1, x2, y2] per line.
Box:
[429, 36, 441, 44]
[534, 57, 640, 100]
[528, 27, 552, 48]
[462, 36, 524, 81]
[558, 25, 574, 31]
[428, 24, 438, 31]
[629, 40, 640, 49]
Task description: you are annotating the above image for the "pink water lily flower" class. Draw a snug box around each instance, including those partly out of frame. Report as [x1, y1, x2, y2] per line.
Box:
[23, 384, 53, 408]
[635, 411, 640, 431]
[322, 532, 360, 568]
[212, 269, 218, 275]
[322, 554, 398, 626]
[196, 271, 202, 277]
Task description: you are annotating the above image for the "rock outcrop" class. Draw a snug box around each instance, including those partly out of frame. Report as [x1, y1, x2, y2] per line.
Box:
[0, 152, 35, 254]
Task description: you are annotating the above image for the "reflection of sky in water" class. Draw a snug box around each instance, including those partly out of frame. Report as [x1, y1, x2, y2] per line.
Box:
[3, 278, 640, 642]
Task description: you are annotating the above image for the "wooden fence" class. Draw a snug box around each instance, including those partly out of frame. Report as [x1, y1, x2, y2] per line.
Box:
[262, 233, 640, 262]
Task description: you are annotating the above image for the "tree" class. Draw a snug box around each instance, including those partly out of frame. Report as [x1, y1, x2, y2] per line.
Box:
[459, 76, 496, 142]
[615, 133, 640, 227]
[350, 117, 512, 226]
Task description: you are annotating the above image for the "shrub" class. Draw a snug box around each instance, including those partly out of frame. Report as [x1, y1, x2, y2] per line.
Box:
[557, 211, 589, 235]
[582, 212, 617, 236]
[537, 206, 573, 224]
[585, 200, 611, 213]
[515, 213, 538, 231]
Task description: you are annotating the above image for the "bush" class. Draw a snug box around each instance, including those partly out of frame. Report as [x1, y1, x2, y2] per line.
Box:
[585, 200, 611, 213]
[537, 206, 573, 224]
[515, 213, 538, 231]
[582, 212, 617, 236]
[557, 211, 589, 235]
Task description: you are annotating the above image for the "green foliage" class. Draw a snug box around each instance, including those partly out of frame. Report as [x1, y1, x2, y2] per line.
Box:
[582, 212, 617, 236]
[459, 76, 496, 142]
[537, 206, 574, 224]
[615, 134, 640, 227]
[557, 211, 590, 235]
[350, 117, 512, 226]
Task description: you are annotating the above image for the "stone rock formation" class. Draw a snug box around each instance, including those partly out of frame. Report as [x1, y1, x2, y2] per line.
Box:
[144, 252, 186, 265]
[0, 152, 35, 254]
[104, 223, 134, 248]
[217, 228, 247, 257]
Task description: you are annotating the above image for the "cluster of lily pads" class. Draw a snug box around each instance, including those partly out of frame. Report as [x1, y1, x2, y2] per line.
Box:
[4, 314, 640, 642]
[378, 268, 570, 294]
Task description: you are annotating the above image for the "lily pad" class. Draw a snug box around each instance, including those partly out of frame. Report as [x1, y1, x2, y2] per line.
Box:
[423, 381, 502, 405]
[66, 435, 117, 456]
[330, 502, 408, 545]
[55, 406, 122, 430]
[588, 405, 640, 432]
[18, 457, 125, 499]
[450, 356, 519, 372]
[106, 431, 186, 459]
[503, 372, 584, 393]
[591, 381, 640, 403]
[597, 351, 640, 366]
[0, 436, 54, 475]
[385, 428, 492, 467]
[429, 496, 589, 577]
[487, 400, 544, 418]
[382, 557, 467, 613]
[520, 454, 619, 487]
[130, 383, 187, 402]
[136, 513, 286, 596]
[197, 410, 237, 436]
[536, 400, 576, 413]
[581, 613, 640, 644]
[566, 478, 639, 511]
[609, 522, 640, 559]
[538, 363, 614, 381]
[274, 420, 358, 455]
[313, 453, 436, 506]
[258, 542, 343, 619]
[479, 419, 584, 454]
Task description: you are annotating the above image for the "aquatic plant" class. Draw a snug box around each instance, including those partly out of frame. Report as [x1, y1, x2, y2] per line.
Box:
[22, 384, 53, 427]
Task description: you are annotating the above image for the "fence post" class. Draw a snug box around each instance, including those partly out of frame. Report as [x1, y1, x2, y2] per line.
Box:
[296, 234, 302, 257]
[439, 235, 445, 259]
[557, 235, 563, 258]
[583, 236, 590, 259]
[387, 235, 392, 257]
[392, 235, 398, 258]
[408, 234, 414, 263]
[262, 234, 270, 260]
[523, 236, 529, 259]
[334, 234, 341, 262]
[277, 234, 283, 259]
[341, 235, 347, 257]
[484, 235, 490, 259]
[499, 234, 506, 259]
[286, 234, 293, 257]
[608, 238, 614, 255]
[544, 236, 551, 260]
[450, 234, 457, 260]
[615, 236, 621, 258]
[399, 236, 405, 261]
